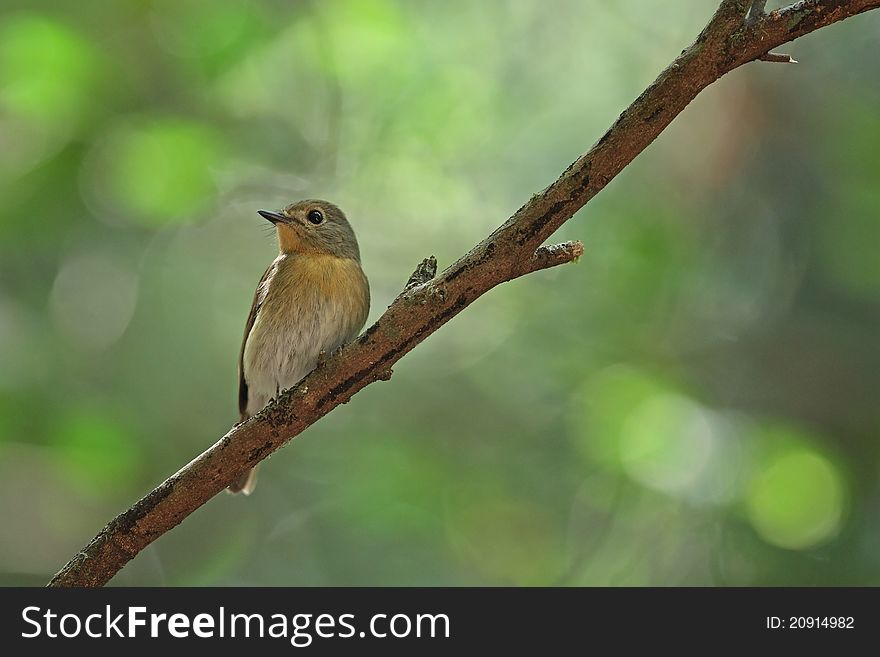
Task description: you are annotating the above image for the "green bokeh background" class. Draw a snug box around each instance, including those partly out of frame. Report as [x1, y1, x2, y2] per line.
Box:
[1, 1, 878, 586]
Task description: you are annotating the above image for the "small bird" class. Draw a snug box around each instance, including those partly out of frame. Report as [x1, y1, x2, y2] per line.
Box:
[230, 200, 370, 494]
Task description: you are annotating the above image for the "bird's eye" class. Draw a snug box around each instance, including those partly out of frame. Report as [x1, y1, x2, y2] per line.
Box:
[307, 209, 324, 225]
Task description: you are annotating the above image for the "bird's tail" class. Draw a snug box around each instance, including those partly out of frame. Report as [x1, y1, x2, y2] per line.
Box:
[227, 464, 260, 495]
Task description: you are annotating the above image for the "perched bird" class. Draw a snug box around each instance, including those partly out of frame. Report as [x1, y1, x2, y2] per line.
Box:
[230, 200, 370, 494]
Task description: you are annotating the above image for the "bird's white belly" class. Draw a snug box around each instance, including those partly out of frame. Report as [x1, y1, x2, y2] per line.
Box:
[242, 293, 355, 417]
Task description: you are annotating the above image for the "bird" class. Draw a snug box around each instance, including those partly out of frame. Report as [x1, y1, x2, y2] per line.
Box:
[230, 199, 370, 494]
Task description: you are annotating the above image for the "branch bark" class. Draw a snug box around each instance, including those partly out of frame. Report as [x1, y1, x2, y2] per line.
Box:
[48, 0, 880, 587]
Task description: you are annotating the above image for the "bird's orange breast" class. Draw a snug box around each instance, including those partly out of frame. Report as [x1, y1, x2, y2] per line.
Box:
[275, 254, 367, 300]
[264, 253, 370, 328]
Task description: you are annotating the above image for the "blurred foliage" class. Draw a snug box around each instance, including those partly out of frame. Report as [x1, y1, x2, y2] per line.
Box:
[0, 0, 879, 586]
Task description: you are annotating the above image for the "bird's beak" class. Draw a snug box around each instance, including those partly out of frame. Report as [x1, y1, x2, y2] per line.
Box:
[258, 209, 287, 225]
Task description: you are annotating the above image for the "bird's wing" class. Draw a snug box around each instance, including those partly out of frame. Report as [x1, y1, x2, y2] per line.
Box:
[238, 261, 276, 420]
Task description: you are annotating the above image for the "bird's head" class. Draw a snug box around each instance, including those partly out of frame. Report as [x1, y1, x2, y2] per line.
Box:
[258, 200, 361, 260]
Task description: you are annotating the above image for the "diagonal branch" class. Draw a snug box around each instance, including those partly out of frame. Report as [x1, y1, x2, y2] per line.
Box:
[48, 0, 880, 587]
[760, 52, 798, 63]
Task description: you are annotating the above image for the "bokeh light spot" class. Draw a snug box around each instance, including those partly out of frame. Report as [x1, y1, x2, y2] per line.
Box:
[0, 14, 103, 129]
[320, 0, 412, 83]
[49, 251, 139, 352]
[619, 393, 715, 495]
[150, 1, 256, 60]
[98, 118, 224, 225]
[569, 365, 671, 467]
[746, 450, 845, 550]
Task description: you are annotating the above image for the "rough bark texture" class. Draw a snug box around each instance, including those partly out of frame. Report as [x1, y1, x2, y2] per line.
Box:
[49, 0, 880, 587]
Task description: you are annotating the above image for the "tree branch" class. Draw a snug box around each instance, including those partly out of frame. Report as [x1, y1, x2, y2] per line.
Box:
[521, 241, 585, 275]
[48, 0, 880, 587]
[760, 52, 799, 63]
